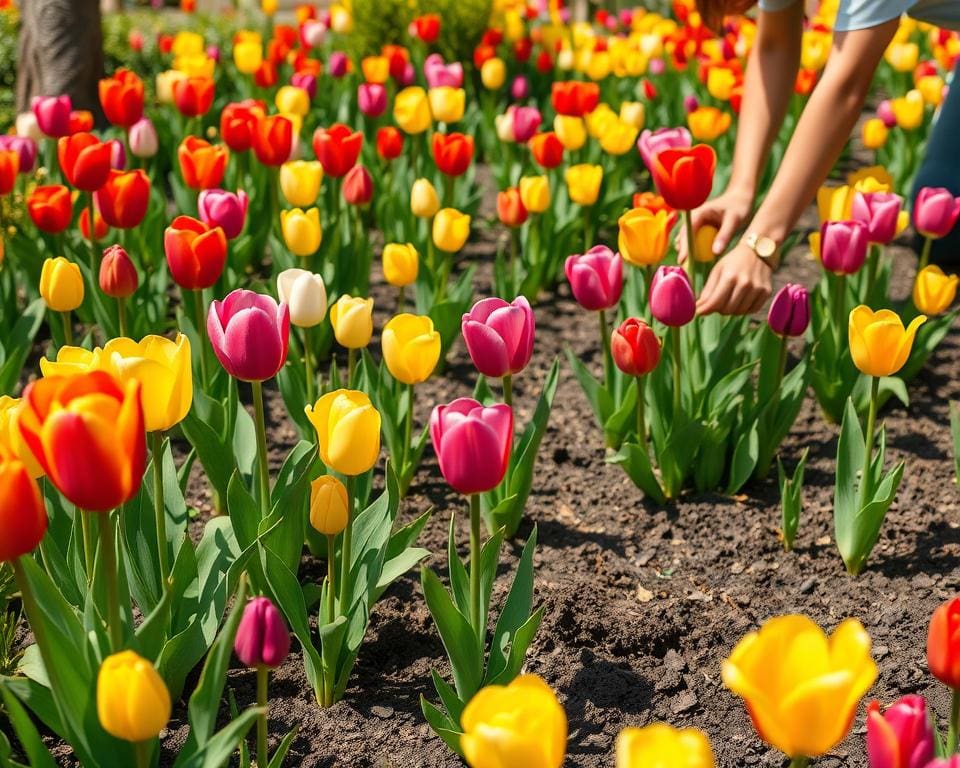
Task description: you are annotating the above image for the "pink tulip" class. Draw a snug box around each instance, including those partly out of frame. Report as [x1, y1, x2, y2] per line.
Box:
[914, 187, 960, 239]
[207, 289, 290, 382]
[108, 138, 126, 170]
[877, 99, 897, 128]
[925, 760, 960, 768]
[301, 20, 326, 49]
[565, 246, 623, 311]
[397, 62, 416, 88]
[767, 283, 809, 337]
[852, 191, 902, 244]
[866, 695, 934, 768]
[683, 95, 699, 114]
[511, 76, 529, 101]
[430, 398, 513, 495]
[637, 126, 692, 173]
[291, 72, 317, 100]
[328, 51, 349, 79]
[234, 597, 291, 669]
[31, 95, 71, 138]
[511, 106, 542, 143]
[198, 189, 249, 240]
[205, 44, 221, 63]
[128, 117, 159, 158]
[648, 57, 665, 76]
[462, 296, 535, 378]
[0, 135, 37, 174]
[820, 220, 869, 275]
[424, 53, 463, 88]
[619, 9, 634, 24]
[358, 83, 387, 118]
[342, 164, 373, 206]
[650, 266, 696, 327]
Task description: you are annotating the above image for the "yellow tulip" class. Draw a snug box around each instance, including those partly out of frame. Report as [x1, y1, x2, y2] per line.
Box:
[97, 650, 171, 743]
[891, 90, 924, 130]
[619, 101, 646, 130]
[101, 334, 193, 433]
[40, 257, 84, 313]
[616, 723, 715, 768]
[721, 615, 877, 759]
[361, 55, 390, 84]
[862, 118, 889, 150]
[173, 53, 214, 79]
[618, 208, 672, 267]
[233, 40, 263, 75]
[687, 107, 732, 141]
[707, 67, 737, 101]
[847, 165, 892, 193]
[849, 305, 927, 379]
[432, 208, 471, 252]
[808, 231, 821, 261]
[801, 29, 831, 71]
[261, 0, 277, 14]
[884, 41, 919, 72]
[461, 675, 567, 768]
[39, 346, 100, 378]
[309, 475, 348, 535]
[913, 265, 959, 315]
[599, 119, 639, 156]
[382, 243, 419, 287]
[504, 8, 525, 42]
[481, 58, 506, 90]
[553, 115, 587, 151]
[585, 103, 617, 139]
[280, 208, 322, 257]
[411, 178, 440, 218]
[330, 295, 374, 349]
[694, 224, 720, 263]
[586, 50, 612, 80]
[329, 3, 352, 33]
[565, 164, 603, 206]
[156, 70, 187, 104]
[394, 87, 432, 135]
[0, 396, 44, 478]
[172, 31, 204, 57]
[519, 175, 551, 214]
[305, 389, 381, 476]
[917, 75, 945, 106]
[428, 87, 466, 124]
[280, 161, 323, 208]
[381, 314, 441, 385]
[816, 184, 855, 224]
[275, 85, 310, 117]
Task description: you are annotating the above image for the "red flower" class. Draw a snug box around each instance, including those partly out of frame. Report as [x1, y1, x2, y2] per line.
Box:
[95, 169, 151, 229]
[99, 244, 139, 299]
[58, 132, 112, 191]
[178, 136, 229, 191]
[79, 204, 109, 240]
[27, 185, 73, 233]
[343, 164, 373, 206]
[632, 191, 674, 217]
[529, 132, 564, 169]
[0, 149, 17, 195]
[254, 61, 279, 88]
[412, 14, 441, 43]
[649, 144, 716, 211]
[252, 114, 293, 167]
[611, 318, 661, 376]
[173, 76, 215, 118]
[376, 126, 404, 161]
[220, 100, 266, 152]
[551, 81, 600, 117]
[312, 123, 363, 178]
[432, 132, 474, 177]
[98, 68, 145, 127]
[929, 598, 960, 689]
[164, 215, 228, 291]
[0, 444, 47, 562]
[473, 44, 496, 70]
[68, 110, 95, 134]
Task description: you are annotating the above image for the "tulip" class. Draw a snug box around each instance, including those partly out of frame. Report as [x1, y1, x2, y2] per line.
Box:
[913, 265, 959, 315]
[99, 245, 138, 300]
[27, 184, 72, 233]
[848, 306, 926, 379]
[178, 137, 229, 191]
[394, 86, 432, 134]
[891, 90, 924, 130]
[57, 132, 111, 191]
[497, 188, 527, 227]
[428, 86, 466, 124]
[173, 76, 215, 117]
[411, 178, 440, 218]
[305, 388, 381, 481]
[280, 160, 323, 207]
[461, 296, 535, 398]
[79, 202, 109, 243]
[768, 283, 810, 337]
[461, 675, 566, 768]
[291, 72, 317, 99]
[327, 51, 349, 78]
[156, 72, 187, 105]
[650, 266, 695, 328]
[95, 169, 150, 230]
[252, 114, 294, 167]
[852, 191, 902, 245]
[343, 164, 373, 206]
[611, 318, 660, 377]
[618, 208, 675, 268]
[198, 189, 248, 240]
[382, 313, 441, 386]
[519, 175, 550, 214]
[15, 112, 43, 143]
[376, 127, 404, 161]
[0, 135, 37, 175]
[235, 597, 290, 669]
[32, 95, 71, 138]
[39, 255, 83, 344]
[280, 207, 322, 257]
[424, 54, 463, 88]
[433, 132, 474, 178]
[928, 597, 960, 717]
[615, 723, 714, 768]
[820, 220, 868, 275]
[164, 215, 228, 291]
[551, 80, 600, 116]
[383, 243, 419, 291]
[0, 397, 43, 479]
[330, 294, 374, 380]
[481, 57, 506, 89]
[565, 246, 622, 312]
[0, 150, 17, 196]
[274, 85, 309, 118]
[277, 268, 327, 329]
[511, 76, 529, 101]
[553, 116, 586, 152]
[0, 444, 46, 562]
[412, 13, 441, 42]
[207, 289, 289, 383]
[687, 107, 732, 141]
[530, 131, 565, 169]
[312, 123, 363, 179]
[510, 106, 542, 143]
[620, 101, 646, 130]
[233, 38, 263, 74]
[565, 164, 603, 206]
[68, 110, 94, 134]
[863, 118, 889, 149]
[127, 117, 158, 159]
[637, 127, 692, 173]
[866, 695, 934, 768]
[600, 119, 640, 156]
[649, 144, 715, 213]
[310, 475, 348, 536]
[914, 187, 960, 270]
[433, 207, 471, 254]
[38, 346, 99, 378]
[220, 100, 266, 152]
[99, 69, 144, 128]
[97, 651, 171, 743]
[722, 614, 877, 760]
[357, 83, 386, 118]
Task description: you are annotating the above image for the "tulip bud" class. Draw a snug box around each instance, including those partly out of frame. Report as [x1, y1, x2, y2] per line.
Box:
[611, 318, 660, 376]
[127, 117, 158, 160]
[382, 243, 419, 287]
[462, 296, 535, 378]
[277, 267, 327, 328]
[305, 389, 381, 476]
[280, 160, 323, 208]
[497, 188, 528, 227]
[616, 723, 714, 768]
[649, 266, 696, 327]
[274, 85, 310, 117]
[428, 86, 466, 124]
[564, 246, 623, 311]
[99, 244, 139, 299]
[432, 208, 471, 252]
[553, 116, 585, 151]
[913, 265, 959, 315]
[511, 76, 529, 101]
[97, 651, 171, 743]
[411, 178, 440, 218]
[358, 83, 387, 118]
[235, 597, 291, 669]
[309, 475, 349, 535]
[328, 51, 349, 78]
[382, 313, 441, 385]
[929, 597, 960, 683]
[32, 95, 72, 138]
[851, 191, 902, 245]
[343, 164, 373, 206]
[198, 189, 248, 240]
[862, 118, 889, 150]
[330, 294, 374, 349]
[819, 220, 868, 275]
[914, 187, 960, 239]
[866, 695, 934, 768]
[564, 163, 603, 206]
[280, 207, 322, 257]
[431, 398, 513, 495]
[767, 283, 810, 337]
[481, 58, 506, 90]
[291, 72, 317, 100]
[511, 106, 542, 143]
[519, 175, 550, 214]
[495, 112, 516, 143]
[40, 257, 84, 312]
[0, 444, 47, 562]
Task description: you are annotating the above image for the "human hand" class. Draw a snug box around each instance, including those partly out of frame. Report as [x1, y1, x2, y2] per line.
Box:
[677, 187, 754, 263]
[696, 243, 773, 316]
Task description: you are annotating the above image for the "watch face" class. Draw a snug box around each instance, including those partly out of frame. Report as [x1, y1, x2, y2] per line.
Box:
[756, 237, 776, 258]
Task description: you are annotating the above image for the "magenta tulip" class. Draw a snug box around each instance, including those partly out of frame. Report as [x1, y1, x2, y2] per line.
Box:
[424, 53, 463, 88]
[866, 695, 934, 768]
[198, 189, 249, 240]
[877, 99, 897, 128]
[565, 245, 623, 311]
[925, 760, 960, 768]
[291, 72, 317, 100]
[430, 398, 513, 495]
[914, 187, 960, 239]
[358, 83, 387, 118]
[108, 138, 126, 170]
[767, 283, 810, 337]
[397, 62, 416, 87]
[461, 296, 535, 378]
[649, 266, 696, 327]
[235, 597, 291, 669]
[852, 191, 902, 244]
[683, 95, 699, 114]
[637, 126, 691, 174]
[207, 289, 290, 382]
[31, 95, 72, 138]
[510, 76, 529, 101]
[0, 135, 37, 174]
[820, 220, 869, 275]
[328, 51, 349, 78]
[511, 106, 542, 143]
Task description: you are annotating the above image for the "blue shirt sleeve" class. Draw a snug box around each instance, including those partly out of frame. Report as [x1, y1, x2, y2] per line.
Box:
[833, 0, 916, 30]
[757, 0, 801, 12]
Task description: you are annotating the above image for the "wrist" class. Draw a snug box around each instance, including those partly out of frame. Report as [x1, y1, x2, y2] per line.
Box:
[739, 227, 783, 270]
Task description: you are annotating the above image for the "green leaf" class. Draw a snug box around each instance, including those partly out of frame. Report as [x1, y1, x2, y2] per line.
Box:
[173, 707, 263, 768]
[778, 447, 809, 552]
[726, 419, 759, 494]
[834, 397, 865, 566]
[420, 695, 465, 756]
[0, 300, 45, 396]
[420, 567, 483, 701]
[447, 514, 470, 616]
[267, 727, 300, 768]
[607, 442, 666, 504]
[0, 687, 58, 768]
[564, 347, 613, 428]
[488, 527, 539, 683]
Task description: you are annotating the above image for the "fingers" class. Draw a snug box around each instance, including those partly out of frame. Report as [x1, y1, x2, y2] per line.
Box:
[695, 264, 730, 315]
[713, 211, 742, 256]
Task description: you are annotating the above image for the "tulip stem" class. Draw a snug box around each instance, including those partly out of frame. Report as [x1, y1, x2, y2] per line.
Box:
[857, 375, 880, 516]
[403, 384, 414, 482]
[598, 310, 613, 393]
[681, 209, 696, 281]
[397, 284, 406, 311]
[151, 431, 170, 592]
[100, 509, 123, 652]
[339, 474, 355, 610]
[117, 297, 128, 338]
[193, 289, 209, 389]
[347, 347, 356, 387]
[919, 236, 933, 272]
[60, 311, 73, 348]
[252, 380, 271, 518]
[256, 665, 269, 768]
[948, 687, 960, 753]
[635, 375, 646, 447]
[830, 274, 846, 348]
[303, 327, 314, 405]
[502, 375, 513, 408]
[133, 741, 150, 768]
[326, 534, 337, 623]
[671, 327, 682, 417]
[864, 244, 880, 301]
[81, 508, 95, 586]
[87, 192, 98, 270]
[788, 758, 810, 768]
[469, 493, 482, 640]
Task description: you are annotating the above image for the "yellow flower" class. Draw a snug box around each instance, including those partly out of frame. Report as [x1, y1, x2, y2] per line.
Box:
[40, 257, 83, 313]
[599, 119, 639, 156]
[382, 243, 419, 287]
[891, 89, 925, 130]
[848, 305, 927, 378]
[616, 723, 715, 768]
[586, 50, 612, 80]
[917, 75, 945, 106]
[721, 615, 877, 759]
[565, 164, 603, 206]
[233, 39, 263, 75]
[261, 0, 278, 14]
[39, 346, 100, 378]
[481, 58, 506, 90]
[275, 85, 310, 116]
[862, 118, 889, 150]
[280, 208, 322, 257]
[585, 103, 617, 138]
[381, 314, 441, 385]
[280, 160, 323, 208]
[100, 334, 193, 433]
[172, 31, 204, 57]
[884, 41, 919, 72]
[618, 208, 672, 267]
[0, 396, 44, 478]
[519, 175, 551, 214]
[97, 651, 171, 743]
[309, 475, 348, 535]
[361, 55, 390, 84]
[305, 389, 381, 476]
[553, 115, 587, 151]
[173, 53, 214, 79]
[411, 178, 440, 218]
[330, 295, 374, 349]
[694, 224, 720, 263]
[707, 67, 737, 101]
[428, 87, 466, 124]
[816, 184, 855, 224]
[461, 675, 567, 768]
[619, 101, 646, 130]
[394, 86, 432, 135]
[687, 107, 732, 141]
[329, 3, 352, 33]
[432, 208, 471, 252]
[156, 70, 187, 104]
[801, 29, 831, 71]
[808, 231, 821, 261]
[913, 265, 959, 315]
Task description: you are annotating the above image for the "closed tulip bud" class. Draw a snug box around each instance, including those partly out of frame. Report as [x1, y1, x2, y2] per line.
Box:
[913, 265, 959, 315]
[722, 615, 877, 759]
[511, 76, 529, 101]
[0, 444, 46, 561]
[99, 69, 144, 128]
[866, 695, 934, 768]
[309, 475, 348, 535]
[618, 208, 675, 267]
[330, 295, 374, 349]
[178, 137, 229, 191]
[97, 651, 171, 743]
[891, 90, 924, 130]
[252, 114, 294, 167]
[91, 169, 147, 230]
[312, 123, 363, 178]
[767, 283, 810, 337]
[355, 83, 385, 119]
[650, 265, 696, 327]
[461, 675, 566, 768]
[819, 220, 868, 275]
[428, 87, 466, 124]
[235, 597, 290, 669]
[57, 132, 112, 191]
[495, 112, 516, 143]
[173, 76, 215, 118]
[914, 187, 960, 239]
[431, 398, 513, 495]
[277, 267, 327, 328]
[305, 389, 381, 475]
[343, 164, 373, 206]
[530, 131, 565, 169]
[877, 99, 897, 127]
[616, 724, 714, 768]
[165, 215, 228, 291]
[280, 161, 323, 208]
[849, 305, 926, 378]
[280, 207, 322, 257]
[32, 95, 72, 138]
[274, 85, 309, 117]
[382, 314, 441, 385]
[40, 257, 84, 312]
[39, 346, 100, 378]
[611, 318, 660, 376]
[553, 115, 586, 152]
[497, 187, 528, 227]
[619, 101, 646, 130]
[220, 99, 266, 152]
[394, 86, 432, 135]
[462, 296, 535, 378]
[519, 175, 550, 214]
[128, 117, 158, 158]
[851, 191, 902, 245]
[376, 127, 404, 161]
[99, 244, 138, 299]
[565, 246, 623, 311]
[565, 164, 603, 206]
[411, 178, 441, 218]
[862, 118, 889, 150]
[382, 243, 419, 287]
[481, 57, 506, 89]
[207, 289, 290, 382]
[432, 132, 474, 177]
[928, 597, 960, 689]
[198, 189, 248, 240]
[0, 149, 18, 196]
[327, 51, 349, 79]
[511, 106, 542, 144]
[233, 38, 263, 74]
[432, 208, 471, 252]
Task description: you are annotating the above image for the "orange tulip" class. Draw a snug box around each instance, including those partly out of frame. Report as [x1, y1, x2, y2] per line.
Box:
[95, 169, 151, 229]
[98, 69, 145, 127]
[173, 76, 215, 117]
[0, 149, 18, 195]
[178, 136, 229, 190]
[58, 133, 112, 191]
[79, 204, 109, 240]
[0, 444, 47, 562]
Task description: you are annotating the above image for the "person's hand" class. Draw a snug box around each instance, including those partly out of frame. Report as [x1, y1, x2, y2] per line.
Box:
[696, 243, 773, 316]
[677, 187, 754, 263]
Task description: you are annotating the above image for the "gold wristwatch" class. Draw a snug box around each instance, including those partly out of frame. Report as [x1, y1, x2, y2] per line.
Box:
[742, 231, 779, 267]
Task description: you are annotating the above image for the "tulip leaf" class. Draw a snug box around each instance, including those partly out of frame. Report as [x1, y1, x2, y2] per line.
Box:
[173, 707, 263, 768]
[607, 442, 666, 505]
[564, 347, 613, 428]
[420, 695, 465, 756]
[430, 669, 466, 728]
[421, 567, 483, 701]
[487, 609, 544, 688]
[267, 727, 300, 768]
[0, 299, 44, 396]
[726, 419, 759, 495]
[834, 396, 865, 564]
[778, 448, 809, 551]
[479, 529, 506, 635]
[488, 526, 539, 683]
[447, 514, 470, 616]
[0, 687, 58, 768]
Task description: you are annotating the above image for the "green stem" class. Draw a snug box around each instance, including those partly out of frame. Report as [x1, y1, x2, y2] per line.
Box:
[303, 327, 314, 405]
[864, 243, 880, 300]
[583, 208, 592, 251]
[133, 741, 150, 768]
[682, 209, 696, 281]
[919, 236, 933, 272]
[502, 374, 513, 408]
[789, 758, 810, 768]
[60, 311, 73, 348]
[99, 510, 123, 652]
[117, 297, 128, 338]
[252, 380, 270, 518]
[326, 534, 337, 623]
[256, 665, 268, 768]
[403, 384, 414, 480]
[87, 192, 98, 270]
[948, 687, 960, 753]
[339, 475, 355, 609]
[509, 229, 518, 295]
[194, 289, 209, 389]
[636, 375, 646, 447]
[151, 431, 170, 592]
[857, 376, 881, 513]
[671, 326, 682, 417]
[830, 273, 846, 348]
[397, 284, 406, 311]
[347, 347, 356, 387]
[436, 249, 451, 303]
[81, 509, 94, 586]
[469, 493, 482, 641]
[599, 309, 613, 393]
[426, 228, 436, 275]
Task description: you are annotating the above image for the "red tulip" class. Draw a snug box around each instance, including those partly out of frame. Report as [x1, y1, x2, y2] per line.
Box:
[173, 76, 215, 118]
[432, 132, 474, 177]
[251, 114, 294, 167]
[411, 13, 441, 43]
[343, 164, 373, 206]
[220, 100, 266, 152]
[98, 69, 145, 127]
[551, 81, 600, 117]
[58, 132, 112, 191]
[611, 318, 661, 376]
[95, 169, 150, 229]
[312, 123, 363, 178]
[79, 204, 109, 240]
[0, 149, 17, 195]
[928, 597, 960, 689]
[529, 132, 564, 169]
[649, 144, 716, 211]
[496, 188, 527, 227]
[27, 185, 73, 233]
[254, 61, 279, 88]
[164, 215, 228, 291]
[99, 244, 139, 299]
[0, 444, 47, 562]
[68, 110, 94, 135]
[376, 126, 404, 161]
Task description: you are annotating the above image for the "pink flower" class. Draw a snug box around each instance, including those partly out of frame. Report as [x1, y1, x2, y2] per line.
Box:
[328, 51, 349, 79]
[767, 283, 809, 337]
[31, 95, 72, 138]
[0, 135, 37, 174]
[511, 76, 529, 101]
[424, 53, 463, 88]
[128, 117, 158, 158]
[852, 191, 902, 244]
[565, 245, 623, 311]
[683, 95, 699, 114]
[234, 597, 291, 669]
[430, 398, 513, 495]
[649, 266, 696, 327]
[637, 126, 691, 174]
[510, 106, 542, 143]
[866, 695, 934, 768]
[358, 83, 387, 118]
[108, 138, 126, 170]
[914, 187, 960, 239]
[877, 99, 897, 128]
[820, 220, 869, 275]
[301, 20, 326, 49]
[207, 289, 290, 382]
[291, 72, 317, 100]
[462, 296, 535, 379]
[198, 188, 249, 240]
